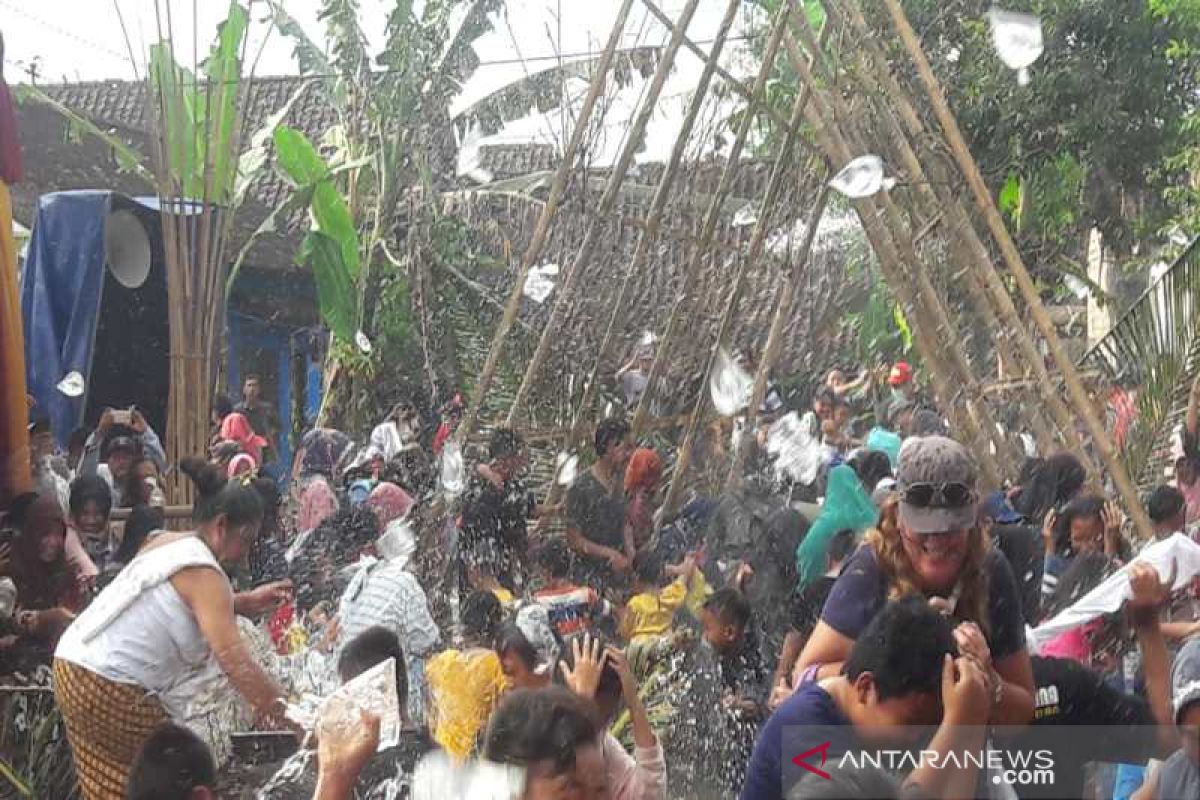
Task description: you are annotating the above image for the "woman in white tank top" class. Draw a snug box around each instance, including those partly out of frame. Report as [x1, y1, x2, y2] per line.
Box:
[53, 458, 293, 800]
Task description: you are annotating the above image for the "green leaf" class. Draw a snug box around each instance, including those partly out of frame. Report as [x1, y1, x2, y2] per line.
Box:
[300, 231, 357, 341]
[311, 181, 361, 277]
[199, 0, 250, 202]
[266, 0, 332, 75]
[273, 125, 330, 185]
[235, 80, 315, 209]
[998, 172, 1024, 231]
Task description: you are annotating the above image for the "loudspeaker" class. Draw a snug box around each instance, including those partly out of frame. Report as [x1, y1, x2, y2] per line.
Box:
[103, 209, 152, 289]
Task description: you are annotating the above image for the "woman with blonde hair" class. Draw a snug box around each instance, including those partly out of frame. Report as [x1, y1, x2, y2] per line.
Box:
[793, 436, 1035, 726]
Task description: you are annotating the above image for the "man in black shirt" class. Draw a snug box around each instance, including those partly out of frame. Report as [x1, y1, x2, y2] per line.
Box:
[236, 375, 280, 465]
[459, 428, 536, 592]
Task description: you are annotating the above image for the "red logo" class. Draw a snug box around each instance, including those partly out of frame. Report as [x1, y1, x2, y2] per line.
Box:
[791, 741, 832, 780]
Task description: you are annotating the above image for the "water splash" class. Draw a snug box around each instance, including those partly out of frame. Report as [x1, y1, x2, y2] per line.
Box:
[56, 371, 85, 397]
[355, 330, 374, 354]
[828, 155, 892, 199]
[732, 203, 758, 228]
[554, 452, 579, 486]
[710, 348, 753, 417]
[764, 411, 824, 485]
[440, 440, 465, 497]
[522, 263, 558, 303]
[987, 7, 1044, 86]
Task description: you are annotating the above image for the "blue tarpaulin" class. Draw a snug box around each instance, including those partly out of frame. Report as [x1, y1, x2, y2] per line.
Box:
[19, 191, 111, 447]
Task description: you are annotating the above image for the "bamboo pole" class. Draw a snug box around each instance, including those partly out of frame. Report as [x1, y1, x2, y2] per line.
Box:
[878, 0, 1152, 539]
[536, 0, 744, 481]
[727, 183, 832, 488]
[781, 14, 1006, 485]
[503, 0, 706, 423]
[632, 2, 798, 436]
[828, 0, 1093, 471]
[457, 0, 637, 443]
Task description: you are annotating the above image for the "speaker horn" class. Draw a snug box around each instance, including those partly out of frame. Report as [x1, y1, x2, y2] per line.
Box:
[104, 208, 152, 289]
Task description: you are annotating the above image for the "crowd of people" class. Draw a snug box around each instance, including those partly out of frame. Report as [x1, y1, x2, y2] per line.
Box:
[1, 360, 1200, 800]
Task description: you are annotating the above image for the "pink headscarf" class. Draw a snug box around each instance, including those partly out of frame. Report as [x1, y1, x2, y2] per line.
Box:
[227, 453, 256, 479]
[298, 476, 338, 532]
[366, 482, 414, 528]
[220, 412, 268, 466]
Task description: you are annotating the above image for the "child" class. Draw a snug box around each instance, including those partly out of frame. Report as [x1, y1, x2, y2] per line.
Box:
[533, 539, 613, 640]
[700, 587, 767, 719]
[65, 475, 113, 585]
[620, 551, 707, 645]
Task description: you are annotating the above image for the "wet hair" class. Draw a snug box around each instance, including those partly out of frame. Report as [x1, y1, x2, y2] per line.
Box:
[703, 587, 752, 632]
[787, 767, 900, 800]
[122, 457, 160, 508]
[1147, 484, 1186, 526]
[843, 596, 956, 702]
[594, 417, 631, 457]
[827, 528, 858, 566]
[68, 475, 113, 519]
[5, 492, 43, 529]
[1012, 452, 1086, 523]
[243, 374, 261, 384]
[495, 623, 539, 672]
[126, 721, 216, 800]
[338, 626, 409, 707]
[553, 631, 622, 704]
[632, 550, 665, 587]
[813, 387, 836, 408]
[462, 590, 503, 641]
[849, 450, 892, 493]
[114, 505, 165, 564]
[489, 428, 523, 460]
[1053, 493, 1106, 553]
[537, 538, 573, 579]
[484, 687, 600, 775]
[1044, 552, 1116, 620]
[911, 409, 946, 437]
[212, 394, 235, 419]
[179, 457, 264, 527]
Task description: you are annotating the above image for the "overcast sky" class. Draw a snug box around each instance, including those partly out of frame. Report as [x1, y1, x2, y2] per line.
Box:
[2, 0, 763, 164]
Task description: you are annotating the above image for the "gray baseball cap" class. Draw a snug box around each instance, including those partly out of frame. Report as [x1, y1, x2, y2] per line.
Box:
[1171, 637, 1200, 724]
[896, 435, 979, 534]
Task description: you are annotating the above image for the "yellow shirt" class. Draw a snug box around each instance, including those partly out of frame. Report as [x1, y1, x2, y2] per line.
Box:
[426, 647, 507, 760]
[623, 571, 710, 643]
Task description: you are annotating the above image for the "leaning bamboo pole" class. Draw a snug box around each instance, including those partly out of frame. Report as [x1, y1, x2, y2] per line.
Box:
[829, 0, 1093, 472]
[535, 0, 744, 485]
[781, 15, 1006, 485]
[878, 0, 1152, 539]
[632, 2, 797, 436]
[503, 0, 706, 423]
[457, 0, 637, 443]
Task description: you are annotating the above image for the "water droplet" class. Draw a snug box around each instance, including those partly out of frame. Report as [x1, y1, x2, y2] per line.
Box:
[765, 411, 825, 485]
[828, 155, 891, 199]
[440, 440, 465, 497]
[709, 348, 753, 417]
[555, 452, 579, 486]
[523, 263, 559, 303]
[56, 371, 85, 397]
[355, 330, 373, 354]
[732, 203, 758, 227]
[987, 8, 1044, 83]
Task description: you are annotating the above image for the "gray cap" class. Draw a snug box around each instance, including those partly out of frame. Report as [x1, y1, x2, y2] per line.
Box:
[1171, 637, 1200, 724]
[896, 436, 978, 534]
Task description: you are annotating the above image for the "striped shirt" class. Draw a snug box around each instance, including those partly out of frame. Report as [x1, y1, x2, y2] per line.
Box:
[534, 584, 611, 639]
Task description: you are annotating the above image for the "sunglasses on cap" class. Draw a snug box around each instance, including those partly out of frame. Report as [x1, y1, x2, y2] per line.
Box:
[901, 482, 975, 509]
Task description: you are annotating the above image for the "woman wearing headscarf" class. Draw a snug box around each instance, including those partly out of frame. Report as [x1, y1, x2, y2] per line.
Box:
[5, 492, 83, 655]
[794, 463, 878, 588]
[218, 411, 268, 468]
[297, 476, 339, 534]
[625, 448, 664, 551]
[365, 482, 415, 528]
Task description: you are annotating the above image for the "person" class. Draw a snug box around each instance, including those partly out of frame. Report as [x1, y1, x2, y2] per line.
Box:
[496, 623, 554, 691]
[235, 375, 279, 465]
[624, 447, 664, 551]
[215, 402, 268, 469]
[820, 395, 854, 455]
[460, 428, 537, 592]
[65, 474, 113, 584]
[293, 426, 354, 483]
[887, 360, 918, 403]
[772, 529, 856, 706]
[121, 456, 166, 509]
[620, 552, 705, 645]
[1041, 493, 1126, 605]
[796, 435, 1036, 726]
[80, 408, 167, 507]
[558, 634, 668, 799]
[985, 486, 1046, 626]
[125, 722, 217, 800]
[825, 368, 870, 399]
[105, 504, 165, 585]
[296, 475, 339, 535]
[566, 417, 636, 587]
[483, 686, 606, 798]
[701, 588, 768, 720]
[431, 392, 463, 456]
[5, 492, 82, 653]
[1133, 637, 1200, 800]
[799, 388, 835, 443]
[335, 503, 439, 723]
[370, 401, 422, 462]
[54, 457, 292, 799]
[1010, 451, 1087, 527]
[365, 481, 414, 530]
[533, 539, 614, 640]
[742, 597, 991, 800]
[616, 343, 655, 408]
[794, 463, 877, 587]
[425, 591, 506, 760]
[1146, 484, 1190, 551]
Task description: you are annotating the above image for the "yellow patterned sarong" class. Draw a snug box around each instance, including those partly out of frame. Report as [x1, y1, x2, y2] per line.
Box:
[52, 658, 169, 800]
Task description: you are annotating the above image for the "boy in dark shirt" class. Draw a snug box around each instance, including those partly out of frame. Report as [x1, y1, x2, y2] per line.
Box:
[702, 588, 768, 717]
[459, 428, 536, 592]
